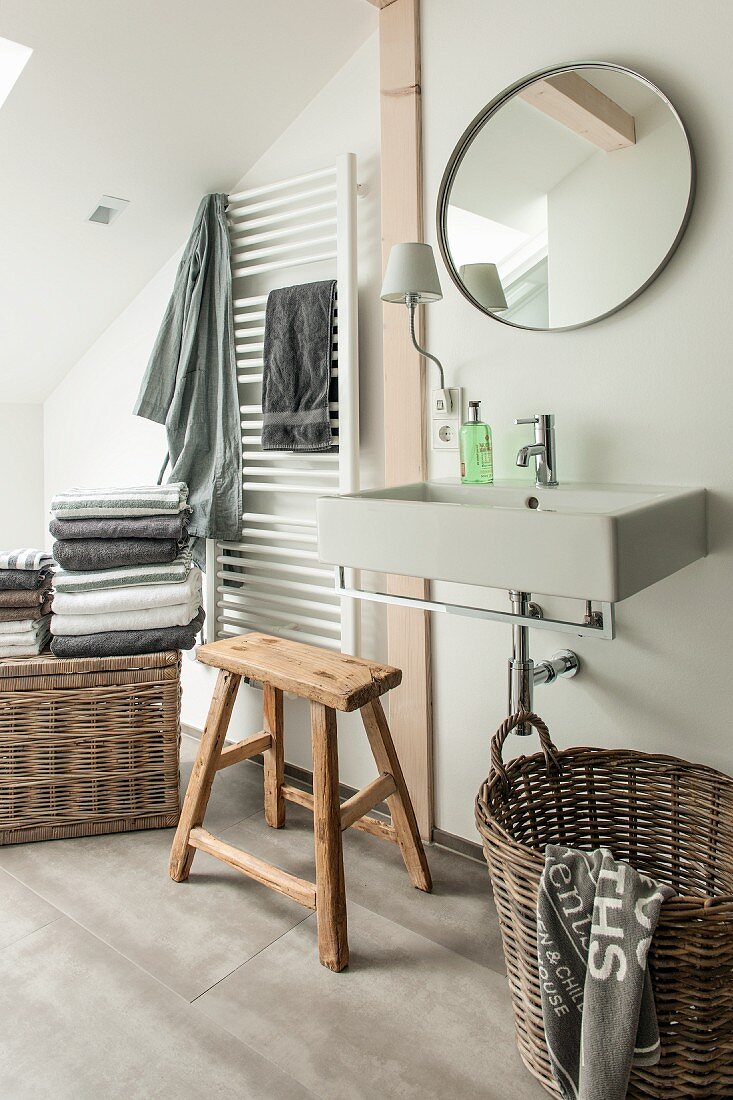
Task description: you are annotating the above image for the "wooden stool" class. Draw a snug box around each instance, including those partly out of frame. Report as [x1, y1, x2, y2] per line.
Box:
[169, 632, 432, 971]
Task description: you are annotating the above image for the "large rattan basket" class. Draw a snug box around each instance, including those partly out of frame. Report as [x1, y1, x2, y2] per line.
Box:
[0, 650, 181, 845]
[475, 711, 733, 1099]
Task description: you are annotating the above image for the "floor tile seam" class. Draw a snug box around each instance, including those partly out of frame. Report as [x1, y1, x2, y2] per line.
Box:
[337, 896, 512, 979]
[0, 906, 320, 1100]
[0, 867, 232, 1005]
[0, 914, 64, 955]
[0, 864, 68, 914]
[191, 910, 314, 1005]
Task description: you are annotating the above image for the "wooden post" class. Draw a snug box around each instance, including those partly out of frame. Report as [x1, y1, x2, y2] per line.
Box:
[262, 684, 285, 828]
[374, 0, 434, 839]
[311, 702, 349, 972]
[169, 669, 241, 881]
[361, 698, 432, 892]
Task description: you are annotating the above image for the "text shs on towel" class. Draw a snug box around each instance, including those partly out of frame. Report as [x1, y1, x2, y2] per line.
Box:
[537, 844, 674, 1100]
[49, 484, 204, 659]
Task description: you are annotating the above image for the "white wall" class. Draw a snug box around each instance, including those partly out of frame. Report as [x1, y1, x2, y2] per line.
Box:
[0, 404, 44, 548]
[423, 0, 733, 838]
[44, 254, 179, 504]
[43, 35, 383, 791]
[548, 97, 692, 327]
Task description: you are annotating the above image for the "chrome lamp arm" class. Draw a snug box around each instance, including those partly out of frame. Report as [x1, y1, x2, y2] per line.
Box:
[407, 295, 451, 410]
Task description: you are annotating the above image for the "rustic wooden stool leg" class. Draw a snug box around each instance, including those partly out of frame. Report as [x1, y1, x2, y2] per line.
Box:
[361, 697, 432, 892]
[310, 702, 348, 972]
[263, 684, 285, 828]
[169, 670, 241, 882]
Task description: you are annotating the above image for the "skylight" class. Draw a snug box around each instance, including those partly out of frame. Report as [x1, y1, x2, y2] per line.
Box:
[0, 35, 32, 112]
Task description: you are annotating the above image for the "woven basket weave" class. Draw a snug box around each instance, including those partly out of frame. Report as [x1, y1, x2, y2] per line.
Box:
[475, 711, 733, 1099]
[0, 650, 181, 845]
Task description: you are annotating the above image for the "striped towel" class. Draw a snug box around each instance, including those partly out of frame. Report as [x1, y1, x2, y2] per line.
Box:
[0, 549, 55, 571]
[51, 483, 189, 520]
[53, 549, 194, 594]
[51, 568, 202, 615]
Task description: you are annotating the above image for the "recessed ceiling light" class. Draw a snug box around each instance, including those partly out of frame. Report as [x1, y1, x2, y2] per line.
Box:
[88, 195, 130, 225]
[0, 35, 32, 111]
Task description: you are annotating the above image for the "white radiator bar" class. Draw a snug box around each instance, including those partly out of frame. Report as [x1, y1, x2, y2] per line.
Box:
[207, 159, 360, 658]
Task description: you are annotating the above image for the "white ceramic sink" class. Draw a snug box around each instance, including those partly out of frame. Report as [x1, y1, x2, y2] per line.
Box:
[317, 479, 706, 603]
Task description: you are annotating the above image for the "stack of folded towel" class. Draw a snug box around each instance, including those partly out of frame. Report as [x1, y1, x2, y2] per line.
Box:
[48, 484, 205, 658]
[0, 549, 55, 658]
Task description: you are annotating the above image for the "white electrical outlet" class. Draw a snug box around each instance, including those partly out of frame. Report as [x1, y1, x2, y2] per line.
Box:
[431, 387, 461, 451]
[432, 419, 458, 450]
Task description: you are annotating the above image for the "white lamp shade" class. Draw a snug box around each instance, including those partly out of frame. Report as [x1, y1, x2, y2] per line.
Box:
[381, 242, 443, 304]
[459, 263, 508, 310]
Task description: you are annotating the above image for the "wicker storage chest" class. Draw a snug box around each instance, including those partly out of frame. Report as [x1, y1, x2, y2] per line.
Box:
[0, 650, 181, 845]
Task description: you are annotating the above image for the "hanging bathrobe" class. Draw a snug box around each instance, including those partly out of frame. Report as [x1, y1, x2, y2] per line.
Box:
[133, 194, 241, 566]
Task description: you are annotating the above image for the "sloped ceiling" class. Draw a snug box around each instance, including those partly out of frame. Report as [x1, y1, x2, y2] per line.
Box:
[0, 0, 376, 402]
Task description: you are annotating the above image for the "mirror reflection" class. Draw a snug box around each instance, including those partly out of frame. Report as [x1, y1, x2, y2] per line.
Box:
[438, 65, 694, 330]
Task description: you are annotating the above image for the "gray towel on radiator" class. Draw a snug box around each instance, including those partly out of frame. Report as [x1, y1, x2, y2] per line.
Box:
[50, 608, 204, 658]
[262, 279, 336, 452]
[537, 845, 674, 1100]
[53, 538, 179, 571]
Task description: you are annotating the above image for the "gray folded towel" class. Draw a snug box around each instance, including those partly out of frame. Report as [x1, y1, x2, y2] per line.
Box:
[53, 538, 179, 572]
[262, 279, 336, 452]
[50, 608, 205, 659]
[537, 844, 674, 1100]
[0, 568, 53, 592]
[49, 511, 190, 542]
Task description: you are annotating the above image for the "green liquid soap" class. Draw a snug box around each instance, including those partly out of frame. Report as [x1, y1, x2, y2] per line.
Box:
[459, 400, 493, 484]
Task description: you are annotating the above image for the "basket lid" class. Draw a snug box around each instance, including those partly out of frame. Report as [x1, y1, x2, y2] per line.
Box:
[0, 649, 181, 681]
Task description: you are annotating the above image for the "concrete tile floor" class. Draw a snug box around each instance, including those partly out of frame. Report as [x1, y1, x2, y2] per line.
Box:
[0, 733, 547, 1099]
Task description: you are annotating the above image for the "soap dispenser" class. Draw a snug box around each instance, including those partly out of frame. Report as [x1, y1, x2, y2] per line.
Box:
[460, 400, 493, 484]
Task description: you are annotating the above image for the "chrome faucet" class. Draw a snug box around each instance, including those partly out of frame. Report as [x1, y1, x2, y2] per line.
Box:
[515, 414, 558, 487]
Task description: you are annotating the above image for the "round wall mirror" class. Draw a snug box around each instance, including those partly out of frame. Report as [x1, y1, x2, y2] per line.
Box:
[437, 63, 695, 331]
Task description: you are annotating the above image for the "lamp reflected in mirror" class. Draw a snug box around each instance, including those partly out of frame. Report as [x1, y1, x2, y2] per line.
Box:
[459, 263, 508, 311]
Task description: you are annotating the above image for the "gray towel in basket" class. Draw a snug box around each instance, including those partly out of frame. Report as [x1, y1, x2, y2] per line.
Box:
[537, 844, 674, 1100]
[262, 280, 336, 452]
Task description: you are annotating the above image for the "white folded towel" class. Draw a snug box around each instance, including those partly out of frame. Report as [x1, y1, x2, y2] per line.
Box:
[0, 642, 47, 655]
[0, 618, 39, 635]
[0, 642, 49, 659]
[0, 616, 52, 643]
[50, 600, 201, 637]
[51, 568, 202, 616]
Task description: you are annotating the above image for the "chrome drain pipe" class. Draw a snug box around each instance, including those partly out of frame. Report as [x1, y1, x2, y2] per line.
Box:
[508, 590, 579, 734]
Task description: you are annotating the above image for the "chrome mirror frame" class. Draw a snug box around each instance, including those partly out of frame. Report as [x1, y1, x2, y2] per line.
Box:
[436, 61, 696, 332]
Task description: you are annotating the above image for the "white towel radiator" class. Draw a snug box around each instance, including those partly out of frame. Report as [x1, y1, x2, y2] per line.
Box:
[205, 154, 360, 654]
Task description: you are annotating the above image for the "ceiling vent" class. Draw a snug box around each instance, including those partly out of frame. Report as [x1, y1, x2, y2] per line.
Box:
[88, 195, 129, 225]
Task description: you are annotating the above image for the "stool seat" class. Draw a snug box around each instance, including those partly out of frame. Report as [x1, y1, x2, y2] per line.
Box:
[171, 632, 431, 972]
[196, 632, 402, 712]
